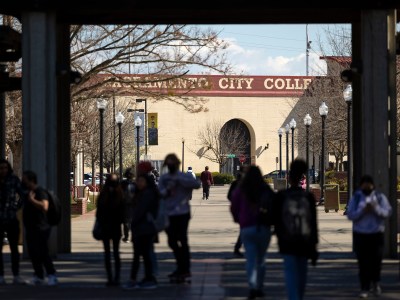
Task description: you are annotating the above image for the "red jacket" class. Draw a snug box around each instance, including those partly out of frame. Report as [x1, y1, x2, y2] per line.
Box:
[200, 170, 213, 185]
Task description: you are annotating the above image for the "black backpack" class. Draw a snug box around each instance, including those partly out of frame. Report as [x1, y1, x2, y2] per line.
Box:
[257, 188, 275, 227]
[46, 190, 61, 226]
[281, 189, 312, 243]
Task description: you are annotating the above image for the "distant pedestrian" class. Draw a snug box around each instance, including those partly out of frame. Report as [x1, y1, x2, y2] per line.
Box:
[158, 154, 200, 283]
[273, 159, 318, 300]
[227, 166, 248, 258]
[200, 166, 213, 200]
[121, 168, 135, 243]
[96, 173, 124, 286]
[0, 159, 25, 285]
[346, 175, 392, 298]
[22, 170, 58, 286]
[186, 167, 196, 180]
[230, 165, 275, 299]
[124, 171, 159, 290]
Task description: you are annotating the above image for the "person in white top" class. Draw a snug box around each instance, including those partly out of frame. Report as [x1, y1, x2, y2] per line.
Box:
[186, 167, 196, 179]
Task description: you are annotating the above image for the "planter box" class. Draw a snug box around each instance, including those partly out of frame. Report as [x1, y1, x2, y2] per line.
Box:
[71, 198, 87, 215]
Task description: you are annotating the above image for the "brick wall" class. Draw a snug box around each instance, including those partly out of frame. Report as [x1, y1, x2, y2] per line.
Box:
[71, 198, 87, 215]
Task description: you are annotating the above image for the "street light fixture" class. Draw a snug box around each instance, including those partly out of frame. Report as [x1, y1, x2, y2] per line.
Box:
[343, 84, 353, 213]
[115, 112, 125, 180]
[96, 98, 107, 187]
[319, 101, 329, 205]
[134, 115, 142, 176]
[278, 128, 283, 178]
[304, 114, 312, 192]
[285, 124, 290, 188]
[289, 118, 297, 162]
[136, 99, 147, 157]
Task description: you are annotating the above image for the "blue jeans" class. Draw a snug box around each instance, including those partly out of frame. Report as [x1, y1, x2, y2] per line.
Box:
[240, 225, 271, 290]
[283, 254, 308, 300]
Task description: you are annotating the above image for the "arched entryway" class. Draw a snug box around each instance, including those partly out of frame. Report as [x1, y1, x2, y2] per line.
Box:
[220, 119, 251, 175]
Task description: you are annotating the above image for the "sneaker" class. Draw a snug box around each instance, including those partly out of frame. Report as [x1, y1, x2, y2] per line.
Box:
[168, 270, 179, 278]
[234, 249, 244, 258]
[372, 282, 382, 296]
[47, 274, 58, 286]
[256, 289, 265, 297]
[122, 280, 140, 290]
[248, 289, 258, 300]
[0, 276, 6, 285]
[139, 279, 157, 289]
[359, 290, 369, 298]
[29, 276, 43, 286]
[13, 276, 26, 285]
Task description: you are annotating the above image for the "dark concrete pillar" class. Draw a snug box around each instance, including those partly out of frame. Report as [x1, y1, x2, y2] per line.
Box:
[22, 11, 72, 254]
[352, 10, 397, 258]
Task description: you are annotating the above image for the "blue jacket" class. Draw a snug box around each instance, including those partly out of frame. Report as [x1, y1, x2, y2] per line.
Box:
[346, 189, 392, 234]
[158, 171, 201, 216]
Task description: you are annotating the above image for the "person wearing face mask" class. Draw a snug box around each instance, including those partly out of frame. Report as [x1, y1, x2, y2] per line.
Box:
[96, 173, 124, 286]
[346, 175, 392, 299]
[158, 153, 201, 283]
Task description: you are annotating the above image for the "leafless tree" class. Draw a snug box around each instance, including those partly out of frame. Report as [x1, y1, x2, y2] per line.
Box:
[2, 17, 234, 175]
[292, 25, 352, 171]
[193, 120, 249, 172]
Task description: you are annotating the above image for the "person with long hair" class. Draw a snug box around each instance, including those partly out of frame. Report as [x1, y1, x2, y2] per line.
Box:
[230, 165, 274, 299]
[124, 168, 159, 290]
[96, 173, 124, 286]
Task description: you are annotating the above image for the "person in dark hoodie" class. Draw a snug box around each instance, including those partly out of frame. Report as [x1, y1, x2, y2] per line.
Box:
[96, 173, 124, 287]
[0, 159, 25, 285]
[123, 169, 159, 290]
[273, 159, 318, 300]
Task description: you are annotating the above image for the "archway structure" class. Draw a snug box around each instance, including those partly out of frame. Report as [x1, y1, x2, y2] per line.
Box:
[0, 3, 397, 258]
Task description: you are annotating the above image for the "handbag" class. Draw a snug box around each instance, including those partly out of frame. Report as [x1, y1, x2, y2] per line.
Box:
[92, 219, 103, 240]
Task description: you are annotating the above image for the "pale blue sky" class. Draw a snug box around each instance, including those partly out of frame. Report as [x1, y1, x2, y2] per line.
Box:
[199, 24, 350, 76]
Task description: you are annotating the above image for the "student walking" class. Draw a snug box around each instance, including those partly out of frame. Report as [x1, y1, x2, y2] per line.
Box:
[273, 159, 318, 300]
[158, 154, 200, 283]
[121, 168, 135, 243]
[230, 165, 275, 299]
[0, 159, 25, 285]
[200, 166, 213, 200]
[22, 170, 58, 286]
[124, 171, 159, 290]
[227, 167, 247, 258]
[96, 173, 124, 286]
[346, 175, 392, 298]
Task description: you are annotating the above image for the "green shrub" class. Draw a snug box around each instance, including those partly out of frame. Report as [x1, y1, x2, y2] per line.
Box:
[195, 172, 235, 184]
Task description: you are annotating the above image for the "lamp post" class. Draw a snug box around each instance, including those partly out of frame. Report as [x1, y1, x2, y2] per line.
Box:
[290, 118, 297, 162]
[343, 84, 353, 212]
[285, 124, 290, 188]
[115, 112, 125, 180]
[319, 101, 329, 204]
[134, 116, 142, 176]
[136, 99, 147, 157]
[96, 98, 108, 187]
[304, 114, 312, 192]
[182, 138, 185, 172]
[278, 128, 283, 178]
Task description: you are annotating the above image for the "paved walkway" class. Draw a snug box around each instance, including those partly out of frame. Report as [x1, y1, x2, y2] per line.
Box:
[1, 186, 399, 299]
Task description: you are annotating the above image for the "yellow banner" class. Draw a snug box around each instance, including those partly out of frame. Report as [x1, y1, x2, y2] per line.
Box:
[148, 113, 158, 145]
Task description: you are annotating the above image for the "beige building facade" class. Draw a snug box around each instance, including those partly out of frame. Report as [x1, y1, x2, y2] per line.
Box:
[116, 75, 312, 175]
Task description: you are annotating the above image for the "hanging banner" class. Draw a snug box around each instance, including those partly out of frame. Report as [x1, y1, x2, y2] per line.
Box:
[133, 112, 145, 147]
[148, 113, 158, 145]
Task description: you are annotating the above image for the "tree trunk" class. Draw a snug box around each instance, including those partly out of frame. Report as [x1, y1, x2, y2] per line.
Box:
[8, 141, 23, 177]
